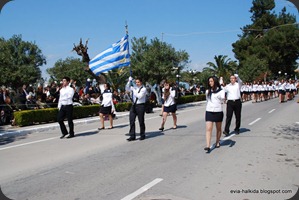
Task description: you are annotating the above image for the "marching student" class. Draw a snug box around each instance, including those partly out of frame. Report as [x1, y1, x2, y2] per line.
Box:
[125, 77, 147, 141]
[98, 83, 115, 130]
[57, 77, 75, 139]
[278, 79, 286, 103]
[223, 74, 243, 136]
[204, 76, 225, 153]
[159, 81, 177, 131]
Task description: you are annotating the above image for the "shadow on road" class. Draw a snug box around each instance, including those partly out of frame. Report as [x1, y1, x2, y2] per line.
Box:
[271, 123, 299, 140]
[75, 131, 99, 137]
[0, 132, 28, 146]
[239, 127, 251, 135]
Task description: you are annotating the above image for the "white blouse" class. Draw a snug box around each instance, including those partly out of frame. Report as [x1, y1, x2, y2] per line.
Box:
[205, 89, 225, 112]
[163, 89, 176, 107]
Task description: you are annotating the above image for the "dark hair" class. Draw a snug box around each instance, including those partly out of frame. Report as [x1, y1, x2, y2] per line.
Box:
[63, 76, 71, 82]
[135, 77, 143, 83]
[207, 76, 221, 99]
[105, 83, 111, 90]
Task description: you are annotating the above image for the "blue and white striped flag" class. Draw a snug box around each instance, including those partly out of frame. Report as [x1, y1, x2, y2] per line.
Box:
[89, 35, 130, 76]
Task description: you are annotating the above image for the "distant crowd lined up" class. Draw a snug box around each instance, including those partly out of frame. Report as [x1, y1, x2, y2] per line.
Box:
[237, 79, 298, 103]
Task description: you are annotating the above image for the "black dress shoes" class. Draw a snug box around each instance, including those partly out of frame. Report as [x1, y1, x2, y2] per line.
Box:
[139, 136, 146, 140]
[127, 137, 136, 141]
[204, 147, 211, 153]
[223, 131, 229, 137]
[234, 130, 240, 135]
[66, 135, 75, 139]
[60, 134, 67, 139]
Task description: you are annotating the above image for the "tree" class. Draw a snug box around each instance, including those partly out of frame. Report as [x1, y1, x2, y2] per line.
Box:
[203, 55, 235, 81]
[130, 37, 189, 84]
[233, 0, 299, 80]
[72, 38, 105, 83]
[103, 67, 130, 92]
[46, 57, 90, 86]
[0, 35, 46, 89]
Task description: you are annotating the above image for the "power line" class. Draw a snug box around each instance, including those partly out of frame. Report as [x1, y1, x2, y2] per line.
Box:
[163, 23, 299, 37]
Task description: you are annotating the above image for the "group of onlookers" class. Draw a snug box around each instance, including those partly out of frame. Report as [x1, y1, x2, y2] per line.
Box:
[0, 79, 130, 126]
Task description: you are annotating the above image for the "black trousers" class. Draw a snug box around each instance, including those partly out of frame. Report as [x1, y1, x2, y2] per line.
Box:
[129, 104, 145, 138]
[224, 100, 242, 133]
[57, 105, 74, 136]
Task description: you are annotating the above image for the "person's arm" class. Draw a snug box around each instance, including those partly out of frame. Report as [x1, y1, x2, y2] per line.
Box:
[57, 90, 61, 110]
[134, 87, 147, 99]
[125, 77, 133, 92]
[234, 74, 243, 88]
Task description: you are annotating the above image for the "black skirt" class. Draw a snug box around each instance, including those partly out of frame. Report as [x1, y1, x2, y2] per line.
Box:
[163, 104, 177, 113]
[205, 111, 223, 122]
[100, 105, 112, 115]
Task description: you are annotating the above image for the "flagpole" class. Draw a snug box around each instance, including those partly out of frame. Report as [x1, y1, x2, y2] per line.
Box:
[125, 21, 132, 77]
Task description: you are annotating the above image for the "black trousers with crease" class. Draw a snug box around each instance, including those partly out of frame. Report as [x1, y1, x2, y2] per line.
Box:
[224, 100, 242, 133]
[57, 104, 74, 136]
[129, 104, 145, 138]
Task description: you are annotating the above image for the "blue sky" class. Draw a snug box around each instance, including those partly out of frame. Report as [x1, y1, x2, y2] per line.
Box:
[0, 0, 298, 79]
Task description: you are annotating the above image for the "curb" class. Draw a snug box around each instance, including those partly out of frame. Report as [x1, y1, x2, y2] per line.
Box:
[0, 101, 205, 138]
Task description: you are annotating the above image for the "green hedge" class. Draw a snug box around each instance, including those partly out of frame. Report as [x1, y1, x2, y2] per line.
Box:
[176, 94, 206, 104]
[13, 95, 205, 127]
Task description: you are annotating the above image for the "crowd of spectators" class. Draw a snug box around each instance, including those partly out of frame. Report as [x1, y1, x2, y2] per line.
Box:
[0, 79, 135, 126]
[0, 78, 206, 126]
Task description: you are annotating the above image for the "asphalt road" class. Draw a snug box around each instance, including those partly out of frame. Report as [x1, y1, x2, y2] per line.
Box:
[0, 98, 298, 200]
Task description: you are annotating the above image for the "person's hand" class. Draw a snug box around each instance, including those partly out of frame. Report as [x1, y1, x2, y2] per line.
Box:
[129, 76, 133, 81]
[234, 74, 239, 78]
[219, 77, 224, 85]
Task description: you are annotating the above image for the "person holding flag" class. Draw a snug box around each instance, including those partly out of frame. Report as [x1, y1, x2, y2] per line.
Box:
[125, 77, 147, 141]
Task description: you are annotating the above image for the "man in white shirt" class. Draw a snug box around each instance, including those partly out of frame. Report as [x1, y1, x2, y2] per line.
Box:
[125, 77, 147, 141]
[223, 74, 243, 136]
[57, 77, 75, 139]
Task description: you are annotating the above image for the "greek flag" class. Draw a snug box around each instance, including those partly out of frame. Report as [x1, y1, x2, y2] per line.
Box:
[89, 35, 130, 76]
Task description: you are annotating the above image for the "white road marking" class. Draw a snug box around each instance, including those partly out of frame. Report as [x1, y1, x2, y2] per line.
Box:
[248, 118, 261, 126]
[121, 178, 163, 200]
[0, 137, 57, 151]
[296, 122, 299, 124]
[268, 109, 275, 113]
[0, 109, 193, 151]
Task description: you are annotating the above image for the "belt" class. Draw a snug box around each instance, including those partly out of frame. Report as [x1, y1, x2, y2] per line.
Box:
[228, 99, 240, 102]
[61, 104, 73, 106]
[135, 103, 145, 105]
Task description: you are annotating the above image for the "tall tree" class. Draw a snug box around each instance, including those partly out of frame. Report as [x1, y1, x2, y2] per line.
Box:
[130, 37, 189, 84]
[46, 57, 90, 86]
[233, 0, 299, 80]
[0, 35, 46, 89]
[203, 55, 235, 81]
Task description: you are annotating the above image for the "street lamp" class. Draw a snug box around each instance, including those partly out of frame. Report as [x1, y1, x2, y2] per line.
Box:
[172, 67, 180, 85]
[278, 71, 281, 79]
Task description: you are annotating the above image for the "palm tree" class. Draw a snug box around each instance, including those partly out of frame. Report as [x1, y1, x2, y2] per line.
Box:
[103, 67, 130, 92]
[203, 55, 234, 80]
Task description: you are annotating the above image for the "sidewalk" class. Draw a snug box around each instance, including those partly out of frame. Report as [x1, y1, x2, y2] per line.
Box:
[0, 102, 205, 138]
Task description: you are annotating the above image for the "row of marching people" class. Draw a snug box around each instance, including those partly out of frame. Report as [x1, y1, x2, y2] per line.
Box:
[238, 79, 298, 103]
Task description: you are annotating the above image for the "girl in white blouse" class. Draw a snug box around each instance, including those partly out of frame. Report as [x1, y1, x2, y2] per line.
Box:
[159, 82, 177, 131]
[204, 76, 226, 153]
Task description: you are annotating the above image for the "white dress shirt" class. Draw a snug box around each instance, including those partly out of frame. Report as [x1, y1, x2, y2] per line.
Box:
[224, 77, 243, 100]
[125, 81, 147, 104]
[58, 86, 74, 109]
